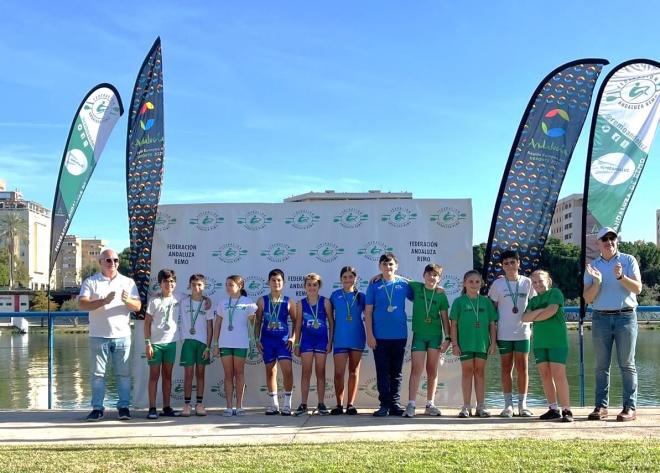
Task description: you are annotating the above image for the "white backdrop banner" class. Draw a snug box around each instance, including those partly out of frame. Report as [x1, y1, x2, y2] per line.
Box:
[132, 199, 472, 409]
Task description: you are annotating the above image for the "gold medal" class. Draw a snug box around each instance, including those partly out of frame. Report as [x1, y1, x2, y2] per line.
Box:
[312, 321, 320, 329]
[425, 317, 432, 324]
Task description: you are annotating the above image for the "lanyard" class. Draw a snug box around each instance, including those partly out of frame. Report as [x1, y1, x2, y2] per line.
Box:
[268, 295, 283, 325]
[227, 296, 240, 328]
[423, 286, 436, 321]
[466, 295, 480, 326]
[505, 277, 520, 313]
[343, 290, 357, 320]
[189, 297, 204, 330]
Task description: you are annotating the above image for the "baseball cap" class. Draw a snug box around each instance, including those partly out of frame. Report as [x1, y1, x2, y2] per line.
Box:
[597, 227, 618, 240]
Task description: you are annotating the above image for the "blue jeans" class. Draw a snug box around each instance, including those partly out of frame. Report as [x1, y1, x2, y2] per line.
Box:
[592, 311, 638, 409]
[89, 336, 132, 410]
[373, 339, 406, 408]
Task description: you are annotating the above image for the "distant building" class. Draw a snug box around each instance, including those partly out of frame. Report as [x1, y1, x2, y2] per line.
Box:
[53, 236, 107, 290]
[81, 238, 107, 269]
[549, 193, 583, 246]
[284, 190, 412, 202]
[0, 180, 52, 290]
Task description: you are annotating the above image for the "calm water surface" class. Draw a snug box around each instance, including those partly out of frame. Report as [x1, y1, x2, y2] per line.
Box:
[1, 329, 658, 409]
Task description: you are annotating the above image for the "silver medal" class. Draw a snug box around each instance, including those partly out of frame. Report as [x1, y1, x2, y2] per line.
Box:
[387, 305, 395, 313]
[190, 328, 196, 335]
[164, 324, 171, 331]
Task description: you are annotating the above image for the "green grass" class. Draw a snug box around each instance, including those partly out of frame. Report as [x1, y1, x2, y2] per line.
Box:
[1, 440, 659, 472]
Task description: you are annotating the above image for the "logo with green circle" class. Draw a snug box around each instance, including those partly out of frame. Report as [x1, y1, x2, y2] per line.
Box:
[285, 210, 321, 230]
[381, 207, 417, 227]
[189, 211, 223, 231]
[244, 276, 268, 297]
[203, 277, 224, 297]
[441, 274, 461, 295]
[309, 242, 345, 263]
[212, 243, 248, 263]
[430, 207, 467, 228]
[155, 211, 176, 231]
[237, 210, 273, 231]
[334, 208, 369, 229]
[260, 243, 296, 263]
[357, 240, 393, 261]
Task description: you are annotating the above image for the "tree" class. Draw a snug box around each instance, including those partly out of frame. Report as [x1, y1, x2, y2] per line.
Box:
[0, 212, 28, 289]
[473, 243, 486, 273]
[59, 297, 81, 326]
[30, 291, 59, 311]
[81, 262, 100, 280]
[119, 247, 131, 276]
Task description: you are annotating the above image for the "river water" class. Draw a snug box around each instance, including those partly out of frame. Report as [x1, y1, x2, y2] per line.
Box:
[1, 329, 658, 409]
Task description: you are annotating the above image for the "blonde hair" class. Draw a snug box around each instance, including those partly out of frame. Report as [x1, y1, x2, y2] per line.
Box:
[531, 269, 553, 287]
[303, 272, 323, 288]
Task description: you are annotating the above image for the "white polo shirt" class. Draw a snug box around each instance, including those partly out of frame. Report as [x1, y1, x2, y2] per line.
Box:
[79, 272, 139, 338]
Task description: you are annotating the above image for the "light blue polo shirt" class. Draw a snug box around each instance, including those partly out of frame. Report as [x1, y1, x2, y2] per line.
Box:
[583, 252, 640, 310]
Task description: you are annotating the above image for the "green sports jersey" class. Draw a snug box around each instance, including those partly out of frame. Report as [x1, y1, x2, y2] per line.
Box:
[526, 288, 568, 349]
[449, 294, 498, 354]
[410, 281, 449, 337]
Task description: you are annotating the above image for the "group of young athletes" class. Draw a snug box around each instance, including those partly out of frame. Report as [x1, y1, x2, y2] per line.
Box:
[143, 250, 572, 422]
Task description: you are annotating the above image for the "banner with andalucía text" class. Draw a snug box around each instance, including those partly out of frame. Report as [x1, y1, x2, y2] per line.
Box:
[582, 60, 660, 262]
[126, 37, 164, 318]
[49, 84, 123, 274]
[131, 199, 472, 408]
[484, 59, 607, 286]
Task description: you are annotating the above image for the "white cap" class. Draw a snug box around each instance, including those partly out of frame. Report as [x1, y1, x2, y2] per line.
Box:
[597, 227, 618, 240]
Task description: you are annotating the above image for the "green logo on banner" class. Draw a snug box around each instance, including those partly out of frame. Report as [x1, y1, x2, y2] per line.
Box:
[381, 207, 417, 227]
[309, 242, 345, 263]
[260, 243, 296, 263]
[605, 76, 660, 108]
[244, 276, 268, 297]
[189, 211, 223, 231]
[285, 210, 320, 229]
[333, 208, 369, 228]
[430, 207, 467, 228]
[203, 277, 224, 297]
[155, 211, 177, 231]
[357, 241, 393, 261]
[237, 210, 273, 230]
[212, 243, 248, 263]
[440, 274, 461, 295]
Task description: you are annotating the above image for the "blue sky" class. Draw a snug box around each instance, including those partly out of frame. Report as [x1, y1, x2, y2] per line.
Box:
[1, 0, 658, 251]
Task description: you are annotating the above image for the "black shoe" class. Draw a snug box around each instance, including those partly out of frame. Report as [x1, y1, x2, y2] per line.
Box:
[147, 408, 158, 420]
[330, 405, 344, 415]
[294, 404, 308, 416]
[85, 409, 104, 422]
[117, 407, 132, 421]
[317, 403, 330, 416]
[346, 405, 358, 415]
[539, 408, 561, 420]
[373, 406, 390, 417]
[561, 409, 574, 423]
[161, 406, 180, 417]
[389, 405, 405, 416]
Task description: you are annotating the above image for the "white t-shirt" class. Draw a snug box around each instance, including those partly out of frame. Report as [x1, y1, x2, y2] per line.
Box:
[215, 295, 258, 349]
[178, 295, 214, 344]
[146, 294, 182, 344]
[79, 272, 139, 338]
[488, 275, 536, 341]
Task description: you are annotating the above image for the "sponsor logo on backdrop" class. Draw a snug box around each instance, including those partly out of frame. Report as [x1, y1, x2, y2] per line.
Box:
[541, 109, 570, 138]
[333, 208, 369, 228]
[441, 274, 462, 295]
[244, 276, 268, 297]
[211, 243, 248, 263]
[332, 279, 369, 292]
[64, 149, 88, 176]
[172, 379, 195, 401]
[237, 210, 272, 230]
[357, 241, 393, 261]
[605, 73, 660, 109]
[246, 342, 264, 366]
[155, 211, 176, 231]
[260, 243, 296, 263]
[381, 207, 417, 227]
[430, 207, 467, 228]
[210, 380, 226, 399]
[285, 209, 321, 229]
[139, 101, 156, 130]
[359, 376, 380, 399]
[309, 242, 345, 263]
[590, 153, 636, 186]
[189, 211, 223, 231]
[83, 91, 121, 123]
[203, 277, 224, 297]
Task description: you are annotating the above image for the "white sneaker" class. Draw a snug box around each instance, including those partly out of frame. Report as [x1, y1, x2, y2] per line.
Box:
[500, 405, 514, 418]
[519, 406, 534, 417]
[425, 404, 441, 416]
[223, 408, 233, 417]
[458, 406, 471, 418]
[476, 406, 491, 418]
[403, 403, 416, 418]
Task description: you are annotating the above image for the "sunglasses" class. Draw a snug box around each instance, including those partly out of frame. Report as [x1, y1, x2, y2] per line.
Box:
[104, 258, 119, 264]
[600, 235, 617, 242]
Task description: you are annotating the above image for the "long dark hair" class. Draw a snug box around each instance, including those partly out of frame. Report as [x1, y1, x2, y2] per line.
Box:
[226, 274, 248, 297]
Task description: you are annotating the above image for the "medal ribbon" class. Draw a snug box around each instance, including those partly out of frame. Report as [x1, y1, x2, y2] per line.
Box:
[268, 295, 283, 327]
[343, 290, 357, 320]
[227, 296, 240, 328]
[466, 295, 480, 326]
[189, 296, 204, 331]
[308, 297, 320, 327]
[162, 297, 173, 329]
[381, 279, 395, 310]
[423, 286, 436, 321]
[505, 277, 520, 313]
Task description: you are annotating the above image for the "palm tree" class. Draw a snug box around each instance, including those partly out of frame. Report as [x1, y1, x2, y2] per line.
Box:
[0, 212, 28, 289]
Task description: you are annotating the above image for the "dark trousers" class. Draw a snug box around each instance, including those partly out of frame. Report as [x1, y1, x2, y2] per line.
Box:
[373, 338, 406, 408]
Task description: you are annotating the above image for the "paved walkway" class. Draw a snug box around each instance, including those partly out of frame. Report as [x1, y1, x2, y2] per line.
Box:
[1, 408, 658, 445]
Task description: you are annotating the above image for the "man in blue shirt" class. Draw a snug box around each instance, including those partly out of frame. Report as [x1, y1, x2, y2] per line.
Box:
[583, 227, 642, 422]
[365, 253, 413, 417]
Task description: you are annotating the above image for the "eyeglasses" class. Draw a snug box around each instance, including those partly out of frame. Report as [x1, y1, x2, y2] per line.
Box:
[600, 235, 617, 242]
[104, 258, 119, 264]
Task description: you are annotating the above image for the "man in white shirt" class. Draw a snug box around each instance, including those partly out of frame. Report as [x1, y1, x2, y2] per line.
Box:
[78, 248, 141, 421]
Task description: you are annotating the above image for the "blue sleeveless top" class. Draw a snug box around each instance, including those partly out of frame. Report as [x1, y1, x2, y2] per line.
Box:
[301, 296, 328, 338]
[261, 295, 290, 341]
